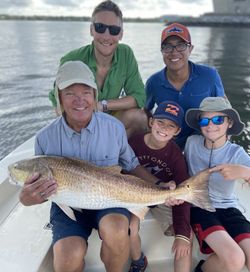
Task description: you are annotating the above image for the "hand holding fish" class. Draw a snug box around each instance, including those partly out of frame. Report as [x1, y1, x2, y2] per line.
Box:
[156, 180, 184, 206]
[156, 180, 176, 190]
[164, 197, 184, 206]
[157, 180, 184, 206]
[209, 164, 250, 183]
[19, 172, 57, 206]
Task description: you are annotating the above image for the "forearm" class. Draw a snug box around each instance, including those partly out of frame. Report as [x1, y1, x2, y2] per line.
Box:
[128, 165, 158, 185]
[209, 164, 250, 181]
[128, 165, 177, 189]
[172, 202, 191, 239]
[98, 96, 138, 112]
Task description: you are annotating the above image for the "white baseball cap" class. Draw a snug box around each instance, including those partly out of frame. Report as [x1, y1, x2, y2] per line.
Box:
[56, 61, 97, 90]
[55, 61, 98, 114]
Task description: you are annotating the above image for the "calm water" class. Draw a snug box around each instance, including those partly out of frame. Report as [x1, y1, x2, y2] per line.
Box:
[0, 21, 249, 160]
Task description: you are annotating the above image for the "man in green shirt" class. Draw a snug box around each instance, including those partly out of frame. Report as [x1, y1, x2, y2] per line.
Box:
[49, 0, 147, 138]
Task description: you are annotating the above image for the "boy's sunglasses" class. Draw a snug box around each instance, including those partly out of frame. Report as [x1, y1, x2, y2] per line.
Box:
[93, 23, 121, 36]
[198, 116, 227, 127]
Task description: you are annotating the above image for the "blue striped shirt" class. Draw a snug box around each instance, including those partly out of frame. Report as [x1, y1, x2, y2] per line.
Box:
[35, 112, 139, 171]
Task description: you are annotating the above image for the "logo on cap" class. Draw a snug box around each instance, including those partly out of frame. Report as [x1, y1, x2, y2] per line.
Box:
[165, 104, 179, 116]
[168, 26, 183, 34]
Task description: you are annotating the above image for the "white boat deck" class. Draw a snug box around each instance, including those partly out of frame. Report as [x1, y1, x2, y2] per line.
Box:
[0, 137, 249, 272]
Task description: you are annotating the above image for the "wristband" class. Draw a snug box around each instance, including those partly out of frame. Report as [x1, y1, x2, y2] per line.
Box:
[175, 235, 191, 244]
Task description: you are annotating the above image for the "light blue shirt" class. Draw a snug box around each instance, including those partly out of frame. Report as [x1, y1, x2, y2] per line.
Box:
[184, 135, 250, 209]
[35, 112, 139, 171]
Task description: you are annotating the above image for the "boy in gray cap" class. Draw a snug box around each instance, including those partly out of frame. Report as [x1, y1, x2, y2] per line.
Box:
[184, 97, 250, 272]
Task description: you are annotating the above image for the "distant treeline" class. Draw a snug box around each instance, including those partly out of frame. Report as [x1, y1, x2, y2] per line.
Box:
[1, 14, 250, 27]
[0, 14, 160, 23]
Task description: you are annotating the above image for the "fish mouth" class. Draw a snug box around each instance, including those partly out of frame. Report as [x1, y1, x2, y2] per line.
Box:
[8, 174, 18, 185]
[7, 165, 18, 185]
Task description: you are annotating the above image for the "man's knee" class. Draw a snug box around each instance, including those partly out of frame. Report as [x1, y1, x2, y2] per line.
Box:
[119, 109, 149, 138]
[127, 108, 148, 123]
[53, 237, 86, 272]
[118, 108, 147, 126]
[99, 214, 129, 248]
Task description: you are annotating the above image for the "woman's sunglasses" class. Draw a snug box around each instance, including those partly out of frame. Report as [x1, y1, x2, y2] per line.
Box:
[198, 116, 227, 127]
[93, 23, 121, 36]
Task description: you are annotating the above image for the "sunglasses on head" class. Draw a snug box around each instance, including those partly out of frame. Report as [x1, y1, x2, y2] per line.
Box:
[93, 23, 121, 36]
[198, 115, 227, 127]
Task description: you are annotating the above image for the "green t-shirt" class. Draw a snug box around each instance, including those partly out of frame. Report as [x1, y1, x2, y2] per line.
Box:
[49, 43, 145, 108]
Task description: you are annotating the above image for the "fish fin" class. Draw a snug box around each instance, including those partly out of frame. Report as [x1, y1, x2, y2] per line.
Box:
[66, 157, 123, 175]
[177, 169, 215, 212]
[57, 203, 76, 221]
[37, 161, 53, 179]
[27, 159, 53, 180]
[128, 207, 149, 220]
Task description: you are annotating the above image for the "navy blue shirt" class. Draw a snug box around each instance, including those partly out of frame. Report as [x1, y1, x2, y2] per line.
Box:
[145, 61, 225, 149]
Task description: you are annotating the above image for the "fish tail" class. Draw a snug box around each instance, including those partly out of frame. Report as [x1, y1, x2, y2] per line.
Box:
[178, 169, 215, 212]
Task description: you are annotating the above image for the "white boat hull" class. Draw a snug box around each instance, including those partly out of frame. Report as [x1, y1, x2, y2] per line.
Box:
[0, 137, 249, 272]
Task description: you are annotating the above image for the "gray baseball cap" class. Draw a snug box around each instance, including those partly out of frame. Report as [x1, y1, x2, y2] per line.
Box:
[185, 97, 245, 135]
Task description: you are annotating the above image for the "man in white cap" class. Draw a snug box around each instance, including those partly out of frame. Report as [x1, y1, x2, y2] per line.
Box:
[19, 61, 172, 272]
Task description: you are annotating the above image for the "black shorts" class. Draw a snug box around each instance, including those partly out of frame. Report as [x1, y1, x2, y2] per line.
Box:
[50, 203, 131, 245]
[191, 207, 250, 254]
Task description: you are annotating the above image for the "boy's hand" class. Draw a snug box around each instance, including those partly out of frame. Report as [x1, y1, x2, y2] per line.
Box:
[158, 180, 176, 190]
[160, 180, 185, 206]
[165, 197, 184, 206]
[172, 238, 191, 260]
[209, 164, 250, 182]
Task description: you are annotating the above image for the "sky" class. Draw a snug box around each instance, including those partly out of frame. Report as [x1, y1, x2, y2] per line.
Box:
[0, 0, 214, 18]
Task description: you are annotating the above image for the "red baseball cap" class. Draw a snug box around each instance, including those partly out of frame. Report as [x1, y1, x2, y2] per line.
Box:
[161, 23, 191, 44]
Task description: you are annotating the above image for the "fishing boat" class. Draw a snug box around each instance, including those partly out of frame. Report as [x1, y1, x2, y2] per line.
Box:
[0, 137, 249, 272]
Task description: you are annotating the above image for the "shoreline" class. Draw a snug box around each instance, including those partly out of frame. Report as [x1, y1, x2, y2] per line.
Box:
[169, 21, 250, 27]
[1, 14, 250, 28]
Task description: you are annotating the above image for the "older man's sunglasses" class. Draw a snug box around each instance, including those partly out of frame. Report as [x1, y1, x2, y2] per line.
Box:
[198, 116, 227, 127]
[93, 23, 121, 36]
